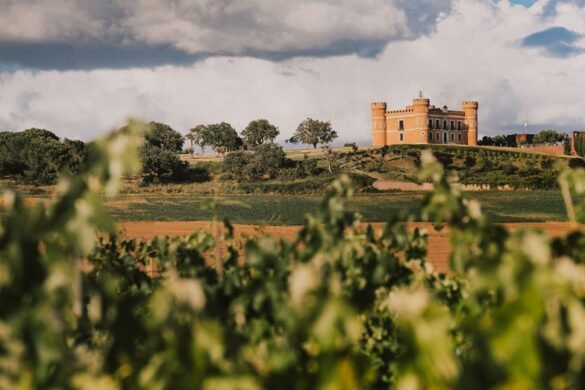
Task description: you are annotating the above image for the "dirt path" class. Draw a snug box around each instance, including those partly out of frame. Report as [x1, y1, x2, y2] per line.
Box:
[117, 221, 581, 274]
[370, 178, 513, 192]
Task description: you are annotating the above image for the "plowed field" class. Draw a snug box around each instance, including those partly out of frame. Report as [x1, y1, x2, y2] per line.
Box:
[118, 221, 581, 274]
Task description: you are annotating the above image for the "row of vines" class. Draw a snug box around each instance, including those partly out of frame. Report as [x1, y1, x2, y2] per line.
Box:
[1, 122, 585, 388]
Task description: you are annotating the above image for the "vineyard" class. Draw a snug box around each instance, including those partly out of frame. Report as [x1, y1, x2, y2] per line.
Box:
[1, 122, 585, 389]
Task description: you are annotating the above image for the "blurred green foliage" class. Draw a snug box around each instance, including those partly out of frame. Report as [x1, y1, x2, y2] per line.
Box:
[1, 124, 585, 389]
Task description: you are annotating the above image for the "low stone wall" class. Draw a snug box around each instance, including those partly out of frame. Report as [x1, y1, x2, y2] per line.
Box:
[518, 144, 565, 156]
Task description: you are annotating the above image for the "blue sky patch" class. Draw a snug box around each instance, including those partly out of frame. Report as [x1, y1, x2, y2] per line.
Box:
[511, 0, 538, 6]
[522, 26, 584, 57]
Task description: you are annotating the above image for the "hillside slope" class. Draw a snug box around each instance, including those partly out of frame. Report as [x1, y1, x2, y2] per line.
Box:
[181, 144, 583, 193]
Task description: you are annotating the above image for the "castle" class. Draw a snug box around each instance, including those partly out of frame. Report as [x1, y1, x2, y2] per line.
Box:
[371, 95, 478, 146]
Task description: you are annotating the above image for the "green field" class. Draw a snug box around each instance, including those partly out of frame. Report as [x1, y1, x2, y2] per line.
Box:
[105, 190, 567, 224]
[2, 143, 575, 224]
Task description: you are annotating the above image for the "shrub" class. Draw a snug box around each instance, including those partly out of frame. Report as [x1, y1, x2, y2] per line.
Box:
[140, 145, 188, 184]
[222, 150, 252, 180]
[223, 144, 287, 181]
[253, 143, 286, 178]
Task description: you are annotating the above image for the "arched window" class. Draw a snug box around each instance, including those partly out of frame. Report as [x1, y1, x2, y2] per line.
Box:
[450, 121, 455, 130]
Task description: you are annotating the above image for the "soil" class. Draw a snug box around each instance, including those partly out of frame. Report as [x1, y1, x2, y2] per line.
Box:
[117, 221, 582, 274]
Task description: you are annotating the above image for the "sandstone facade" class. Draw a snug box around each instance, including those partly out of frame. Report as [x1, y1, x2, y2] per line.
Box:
[372, 96, 478, 146]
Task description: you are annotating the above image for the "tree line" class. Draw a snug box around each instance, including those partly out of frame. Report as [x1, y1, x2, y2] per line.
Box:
[478, 129, 568, 148]
[0, 118, 338, 185]
[185, 117, 337, 154]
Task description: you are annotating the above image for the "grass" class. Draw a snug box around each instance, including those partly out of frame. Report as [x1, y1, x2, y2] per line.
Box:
[103, 191, 567, 225]
[1, 144, 574, 224]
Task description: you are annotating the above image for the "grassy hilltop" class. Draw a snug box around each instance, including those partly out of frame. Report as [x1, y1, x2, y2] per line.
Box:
[1, 144, 580, 224]
[173, 143, 581, 194]
[106, 145, 579, 224]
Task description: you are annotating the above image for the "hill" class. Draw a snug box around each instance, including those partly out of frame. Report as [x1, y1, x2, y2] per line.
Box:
[176, 144, 584, 194]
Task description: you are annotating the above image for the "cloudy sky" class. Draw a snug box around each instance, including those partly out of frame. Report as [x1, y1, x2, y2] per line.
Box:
[0, 0, 584, 144]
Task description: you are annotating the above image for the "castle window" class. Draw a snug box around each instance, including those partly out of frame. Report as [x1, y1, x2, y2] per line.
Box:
[429, 119, 433, 129]
[399, 120, 404, 130]
[451, 133, 454, 141]
[443, 133, 447, 143]
[457, 121, 462, 130]
[436, 120, 440, 129]
[443, 120, 447, 130]
[400, 133, 404, 142]
[437, 133, 440, 141]
[458, 134, 461, 142]
[450, 121, 455, 130]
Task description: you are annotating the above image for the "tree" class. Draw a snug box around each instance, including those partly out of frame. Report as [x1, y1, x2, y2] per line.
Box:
[140, 144, 187, 183]
[533, 129, 567, 144]
[478, 136, 495, 146]
[222, 143, 286, 180]
[493, 135, 508, 147]
[206, 122, 242, 153]
[146, 122, 184, 152]
[187, 125, 210, 154]
[252, 143, 286, 178]
[505, 134, 517, 147]
[223, 151, 252, 179]
[574, 132, 585, 158]
[138, 123, 187, 183]
[241, 119, 280, 147]
[0, 128, 87, 184]
[564, 137, 572, 156]
[185, 132, 196, 156]
[288, 118, 338, 149]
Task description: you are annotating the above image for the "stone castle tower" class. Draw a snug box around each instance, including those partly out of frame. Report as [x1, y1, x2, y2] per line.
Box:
[371, 96, 478, 146]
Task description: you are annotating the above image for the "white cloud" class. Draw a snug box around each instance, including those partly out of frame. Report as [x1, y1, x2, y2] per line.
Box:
[0, 0, 450, 57]
[0, 0, 116, 42]
[0, 0, 584, 142]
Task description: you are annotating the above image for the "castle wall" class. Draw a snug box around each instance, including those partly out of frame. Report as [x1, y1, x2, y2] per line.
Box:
[372, 97, 477, 146]
[426, 110, 467, 145]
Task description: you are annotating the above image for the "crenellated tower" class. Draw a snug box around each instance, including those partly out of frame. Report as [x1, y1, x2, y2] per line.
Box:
[371, 102, 387, 147]
[462, 101, 479, 146]
[411, 97, 430, 144]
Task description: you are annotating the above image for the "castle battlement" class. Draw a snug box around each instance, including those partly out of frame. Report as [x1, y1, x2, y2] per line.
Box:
[371, 95, 478, 147]
[387, 109, 415, 114]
